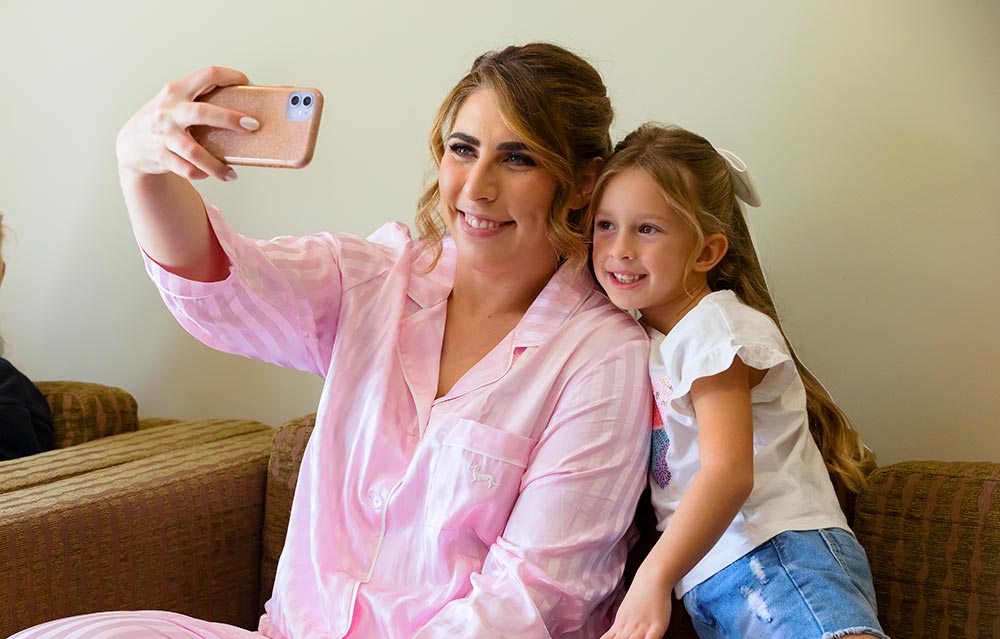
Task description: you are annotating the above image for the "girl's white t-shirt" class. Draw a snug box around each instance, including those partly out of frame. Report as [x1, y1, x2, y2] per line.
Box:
[646, 290, 849, 597]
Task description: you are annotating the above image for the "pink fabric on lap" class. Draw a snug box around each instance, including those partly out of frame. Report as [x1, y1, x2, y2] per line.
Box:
[10, 611, 265, 639]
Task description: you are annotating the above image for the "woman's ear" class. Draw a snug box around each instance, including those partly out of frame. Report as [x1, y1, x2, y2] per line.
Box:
[693, 233, 729, 273]
[568, 157, 604, 209]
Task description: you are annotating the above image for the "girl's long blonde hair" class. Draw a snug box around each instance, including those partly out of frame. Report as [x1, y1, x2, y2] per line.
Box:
[589, 124, 875, 493]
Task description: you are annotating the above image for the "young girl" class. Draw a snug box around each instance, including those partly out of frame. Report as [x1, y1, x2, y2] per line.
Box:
[590, 124, 887, 639]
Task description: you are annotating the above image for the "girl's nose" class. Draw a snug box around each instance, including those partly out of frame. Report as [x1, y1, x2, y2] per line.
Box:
[610, 233, 635, 260]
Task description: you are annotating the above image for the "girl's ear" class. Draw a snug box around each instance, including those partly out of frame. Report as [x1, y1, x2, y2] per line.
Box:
[693, 233, 728, 273]
[568, 157, 604, 209]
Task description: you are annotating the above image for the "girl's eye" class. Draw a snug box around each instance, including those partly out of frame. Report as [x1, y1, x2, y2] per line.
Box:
[449, 143, 476, 157]
[595, 220, 613, 231]
[638, 224, 658, 234]
[505, 153, 536, 167]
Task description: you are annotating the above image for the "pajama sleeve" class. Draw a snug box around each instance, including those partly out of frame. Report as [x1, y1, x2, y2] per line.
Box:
[142, 203, 408, 377]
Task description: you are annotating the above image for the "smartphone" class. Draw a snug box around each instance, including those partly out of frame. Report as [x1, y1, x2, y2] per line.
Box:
[191, 85, 323, 169]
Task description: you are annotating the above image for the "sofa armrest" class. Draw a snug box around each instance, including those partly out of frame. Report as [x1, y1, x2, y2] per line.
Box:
[0, 429, 272, 637]
[260, 413, 316, 611]
[35, 381, 139, 448]
[853, 460, 1000, 638]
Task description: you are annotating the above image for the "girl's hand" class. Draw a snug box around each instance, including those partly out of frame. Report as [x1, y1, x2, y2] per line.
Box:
[115, 66, 255, 182]
[600, 568, 672, 639]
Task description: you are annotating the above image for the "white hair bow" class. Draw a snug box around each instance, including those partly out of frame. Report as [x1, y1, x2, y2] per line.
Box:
[716, 148, 761, 208]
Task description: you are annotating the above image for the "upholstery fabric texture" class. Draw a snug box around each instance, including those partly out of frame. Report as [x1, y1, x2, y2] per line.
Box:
[0, 381, 273, 637]
[1, 418, 271, 494]
[259, 413, 316, 613]
[35, 381, 139, 449]
[853, 461, 1000, 638]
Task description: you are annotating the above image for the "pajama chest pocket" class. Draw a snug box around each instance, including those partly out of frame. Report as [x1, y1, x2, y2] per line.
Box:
[425, 418, 536, 541]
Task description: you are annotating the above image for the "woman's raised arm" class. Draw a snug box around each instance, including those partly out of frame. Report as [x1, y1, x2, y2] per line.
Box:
[116, 66, 256, 281]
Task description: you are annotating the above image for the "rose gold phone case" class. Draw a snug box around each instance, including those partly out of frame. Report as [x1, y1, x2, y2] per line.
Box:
[192, 85, 323, 168]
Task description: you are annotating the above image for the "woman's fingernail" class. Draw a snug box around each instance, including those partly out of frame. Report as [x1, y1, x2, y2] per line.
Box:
[240, 117, 259, 131]
[225, 170, 238, 182]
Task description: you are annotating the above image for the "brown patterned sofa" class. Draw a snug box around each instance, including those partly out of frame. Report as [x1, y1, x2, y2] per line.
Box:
[3, 398, 999, 638]
[0, 381, 274, 637]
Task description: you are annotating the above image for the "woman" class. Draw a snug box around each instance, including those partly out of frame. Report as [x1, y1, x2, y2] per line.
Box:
[16, 44, 650, 639]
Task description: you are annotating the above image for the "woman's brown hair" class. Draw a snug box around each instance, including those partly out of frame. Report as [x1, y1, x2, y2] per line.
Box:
[416, 43, 614, 270]
[588, 123, 875, 493]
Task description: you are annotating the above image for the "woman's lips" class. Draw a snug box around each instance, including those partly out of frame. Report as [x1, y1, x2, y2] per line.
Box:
[459, 211, 513, 237]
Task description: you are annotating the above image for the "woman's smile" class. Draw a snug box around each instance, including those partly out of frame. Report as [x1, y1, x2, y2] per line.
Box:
[459, 210, 513, 234]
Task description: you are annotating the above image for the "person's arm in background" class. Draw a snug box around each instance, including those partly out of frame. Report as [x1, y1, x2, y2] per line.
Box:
[116, 66, 257, 282]
[413, 338, 652, 639]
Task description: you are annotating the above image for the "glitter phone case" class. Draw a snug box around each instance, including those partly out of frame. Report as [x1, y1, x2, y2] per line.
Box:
[191, 85, 323, 168]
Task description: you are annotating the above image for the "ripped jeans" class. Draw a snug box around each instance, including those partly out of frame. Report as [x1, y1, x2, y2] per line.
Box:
[683, 528, 890, 639]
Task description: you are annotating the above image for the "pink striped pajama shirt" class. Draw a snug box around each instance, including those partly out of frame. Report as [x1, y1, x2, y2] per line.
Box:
[15, 204, 651, 639]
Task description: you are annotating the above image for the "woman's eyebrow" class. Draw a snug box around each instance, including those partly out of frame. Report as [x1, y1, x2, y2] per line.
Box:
[448, 132, 479, 146]
[448, 132, 528, 153]
[497, 141, 528, 152]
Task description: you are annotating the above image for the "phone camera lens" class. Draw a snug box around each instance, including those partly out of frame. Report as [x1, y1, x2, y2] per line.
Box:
[290, 95, 301, 106]
[303, 95, 313, 107]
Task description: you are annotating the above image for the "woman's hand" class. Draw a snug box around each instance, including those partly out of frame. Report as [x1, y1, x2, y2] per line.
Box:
[116, 66, 252, 280]
[600, 567, 672, 639]
[116, 66, 255, 182]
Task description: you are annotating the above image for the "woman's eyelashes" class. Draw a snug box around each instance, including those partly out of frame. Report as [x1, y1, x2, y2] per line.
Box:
[504, 152, 536, 167]
[448, 142, 476, 158]
[446, 141, 536, 168]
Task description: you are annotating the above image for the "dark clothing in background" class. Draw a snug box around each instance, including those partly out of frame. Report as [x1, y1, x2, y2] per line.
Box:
[0, 356, 53, 460]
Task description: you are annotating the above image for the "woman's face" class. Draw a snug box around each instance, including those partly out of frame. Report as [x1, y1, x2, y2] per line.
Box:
[438, 89, 559, 278]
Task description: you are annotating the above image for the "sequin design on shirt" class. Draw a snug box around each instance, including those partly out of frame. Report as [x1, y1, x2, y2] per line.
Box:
[650, 377, 673, 488]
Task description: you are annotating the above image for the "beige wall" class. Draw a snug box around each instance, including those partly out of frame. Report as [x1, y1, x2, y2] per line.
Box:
[1, 1, 997, 465]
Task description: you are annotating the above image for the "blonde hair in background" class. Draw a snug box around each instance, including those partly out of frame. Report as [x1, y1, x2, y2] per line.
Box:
[415, 42, 614, 271]
[586, 123, 875, 493]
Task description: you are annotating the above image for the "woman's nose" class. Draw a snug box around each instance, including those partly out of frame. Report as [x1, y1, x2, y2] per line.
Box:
[463, 160, 498, 201]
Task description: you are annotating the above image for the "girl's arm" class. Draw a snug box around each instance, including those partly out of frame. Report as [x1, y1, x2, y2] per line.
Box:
[116, 66, 255, 281]
[601, 356, 757, 639]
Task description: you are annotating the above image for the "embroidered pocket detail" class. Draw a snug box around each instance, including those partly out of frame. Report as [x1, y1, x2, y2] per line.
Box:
[470, 464, 498, 489]
[425, 419, 536, 539]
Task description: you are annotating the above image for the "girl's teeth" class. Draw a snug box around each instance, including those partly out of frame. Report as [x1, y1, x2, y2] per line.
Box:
[464, 213, 502, 229]
[613, 273, 644, 284]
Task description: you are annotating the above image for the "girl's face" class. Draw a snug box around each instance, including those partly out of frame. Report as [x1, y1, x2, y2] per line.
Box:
[438, 89, 559, 278]
[592, 168, 707, 333]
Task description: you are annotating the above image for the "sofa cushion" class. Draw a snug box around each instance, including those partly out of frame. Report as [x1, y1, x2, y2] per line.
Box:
[853, 461, 1000, 638]
[0, 428, 273, 637]
[0, 418, 272, 494]
[35, 381, 140, 448]
[259, 413, 315, 611]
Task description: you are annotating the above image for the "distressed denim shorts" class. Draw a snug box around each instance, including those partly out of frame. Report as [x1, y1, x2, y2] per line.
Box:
[683, 528, 889, 639]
